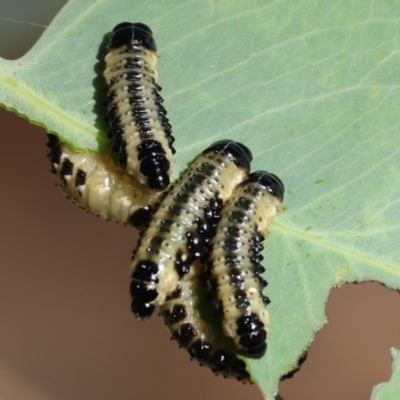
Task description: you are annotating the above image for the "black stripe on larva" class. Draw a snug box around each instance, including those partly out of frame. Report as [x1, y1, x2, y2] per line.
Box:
[46, 134, 161, 229]
[130, 140, 251, 320]
[104, 22, 175, 191]
[207, 170, 285, 358]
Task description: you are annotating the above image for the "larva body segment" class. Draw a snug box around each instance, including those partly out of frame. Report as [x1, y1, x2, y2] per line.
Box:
[130, 140, 253, 320]
[207, 171, 285, 358]
[160, 261, 250, 382]
[46, 134, 160, 229]
[104, 22, 175, 191]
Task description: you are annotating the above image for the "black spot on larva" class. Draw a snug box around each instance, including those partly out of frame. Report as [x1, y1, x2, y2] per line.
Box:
[132, 260, 159, 282]
[205, 140, 253, 172]
[174, 192, 190, 205]
[158, 218, 174, 234]
[189, 172, 207, 187]
[128, 205, 154, 231]
[239, 331, 267, 358]
[236, 314, 267, 358]
[174, 250, 190, 277]
[262, 294, 271, 305]
[186, 231, 202, 258]
[257, 276, 268, 289]
[75, 169, 86, 186]
[131, 298, 155, 320]
[229, 268, 244, 286]
[189, 340, 213, 364]
[60, 158, 73, 177]
[251, 254, 264, 265]
[223, 237, 241, 251]
[129, 281, 158, 302]
[235, 196, 253, 211]
[228, 210, 247, 224]
[147, 172, 170, 191]
[46, 134, 62, 166]
[224, 254, 240, 267]
[162, 304, 187, 324]
[173, 323, 196, 347]
[230, 358, 251, 381]
[181, 182, 197, 194]
[168, 203, 183, 217]
[209, 350, 232, 374]
[234, 289, 250, 308]
[236, 313, 265, 335]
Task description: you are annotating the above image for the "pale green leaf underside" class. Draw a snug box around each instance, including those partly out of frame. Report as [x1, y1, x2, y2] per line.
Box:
[1, 0, 400, 398]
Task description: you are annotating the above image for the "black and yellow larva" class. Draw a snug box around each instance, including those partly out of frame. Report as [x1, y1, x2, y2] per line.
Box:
[129, 140, 253, 320]
[46, 134, 161, 229]
[159, 261, 251, 382]
[206, 171, 285, 358]
[103, 22, 175, 191]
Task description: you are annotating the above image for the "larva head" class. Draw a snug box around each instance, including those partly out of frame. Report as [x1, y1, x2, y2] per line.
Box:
[248, 170, 285, 201]
[109, 22, 157, 51]
[205, 140, 253, 172]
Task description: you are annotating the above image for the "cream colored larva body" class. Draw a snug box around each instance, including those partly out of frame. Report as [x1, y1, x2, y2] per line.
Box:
[104, 22, 175, 191]
[46, 135, 160, 228]
[129, 140, 253, 320]
[207, 171, 285, 358]
[160, 261, 250, 382]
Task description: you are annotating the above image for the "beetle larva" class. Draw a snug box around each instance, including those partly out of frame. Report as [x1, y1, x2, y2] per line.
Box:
[104, 22, 175, 191]
[46, 134, 161, 229]
[130, 140, 253, 320]
[206, 171, 284, 358]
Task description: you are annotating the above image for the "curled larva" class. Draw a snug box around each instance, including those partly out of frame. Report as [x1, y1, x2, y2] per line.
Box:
[130, 140, 253, 320]
[104, 22, 175, 191]
[159, 261, 250, 382]
[46, 134, 161, 229]
[207, 171, 285, 358]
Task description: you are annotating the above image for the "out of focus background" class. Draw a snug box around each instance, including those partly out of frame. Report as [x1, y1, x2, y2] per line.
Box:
[1, 2, 400, 399]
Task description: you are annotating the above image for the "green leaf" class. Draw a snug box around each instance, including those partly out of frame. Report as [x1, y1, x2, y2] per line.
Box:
[372, 348, 400, 399]
[1, 0, 400, 398]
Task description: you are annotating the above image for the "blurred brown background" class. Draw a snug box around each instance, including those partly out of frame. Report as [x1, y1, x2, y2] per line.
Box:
[1, 2, 400, 399]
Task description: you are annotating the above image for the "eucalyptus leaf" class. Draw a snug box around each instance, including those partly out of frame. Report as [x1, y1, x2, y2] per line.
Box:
[1, 0, 400, 398]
